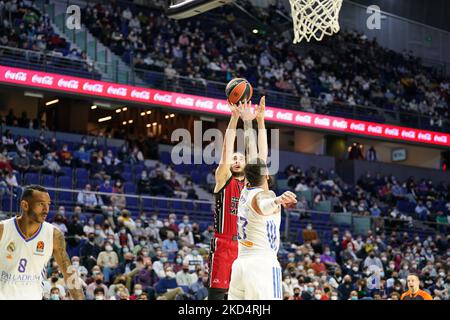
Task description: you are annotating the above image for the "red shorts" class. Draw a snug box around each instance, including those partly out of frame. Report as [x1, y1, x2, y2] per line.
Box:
[208, 236, 238, 289]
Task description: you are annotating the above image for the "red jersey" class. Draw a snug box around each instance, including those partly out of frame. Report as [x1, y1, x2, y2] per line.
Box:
[213, 176, 245, 238]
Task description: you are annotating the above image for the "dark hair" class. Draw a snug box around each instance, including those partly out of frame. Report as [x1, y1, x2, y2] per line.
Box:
[94, 287, 105, 295]
[244, 158, 268, 187]
[407, 273, 420, 280]
[21, 185, 48, 201]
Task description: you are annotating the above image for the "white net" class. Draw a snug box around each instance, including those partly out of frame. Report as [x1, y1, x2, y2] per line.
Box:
[289, 0, 343, 43]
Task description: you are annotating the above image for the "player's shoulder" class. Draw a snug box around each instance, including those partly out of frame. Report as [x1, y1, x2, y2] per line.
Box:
[419, 290, 433, 300]
[400, 291, 410, 300]
[254, 189, 276, 199]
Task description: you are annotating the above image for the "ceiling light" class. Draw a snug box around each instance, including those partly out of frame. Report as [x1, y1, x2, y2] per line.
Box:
[116, 109, 121, 113]
[91, 105, 97, 110]
[45, 99, 59, 106]
[98, 116, 112, 123]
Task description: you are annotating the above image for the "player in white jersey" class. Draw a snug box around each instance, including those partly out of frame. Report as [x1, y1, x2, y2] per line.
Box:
[228, 97, 297, 299]
[0, 185, 84, 300]
[228, 159, 297, 300]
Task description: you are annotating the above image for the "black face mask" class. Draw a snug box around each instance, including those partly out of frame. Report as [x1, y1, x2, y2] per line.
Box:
[95, 279, 103, 285]
[51, 276, 58, 283]
[88, 237, 95, 242]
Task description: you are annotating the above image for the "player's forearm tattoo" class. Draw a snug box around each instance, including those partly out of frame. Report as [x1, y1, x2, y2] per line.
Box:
[55, 231, 85, 300]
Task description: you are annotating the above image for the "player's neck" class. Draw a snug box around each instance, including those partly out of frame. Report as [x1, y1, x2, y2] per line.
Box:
[16, 215, 41, 238]
[410, 287, 419, 295]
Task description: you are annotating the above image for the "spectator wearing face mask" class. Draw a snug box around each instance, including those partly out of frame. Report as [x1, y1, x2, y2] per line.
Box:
[189, 270, 209, 300]
[183, 249, 204, 273]
[364, 250, 383, 270]
[57, 144, 73, 166]
[291, 285, 302, 300]
[51, 213, 68, 235]
[178, 215, 192, 232]
[179, 226, 194, 247]
[86, 271, 109, 300]
[176, 262, 198, 287]
[49, 287, 62, 300]
[162, 231, 179, 254]
[93, 287, 106, 300]
[43, 152, 62, 175]
[97, 243, 119, 284]
[117, 209, 135, 231]
[311, 254, 327, 275]
[302, 223, 318, 242]
[83, 218, 95, 237]
[80, 232, 101, 271]
[67, 214, 84, 247]
[338, 275, 354, 300]
[43, 271, 67, 300]
[155, 266, 185, 300]
[349, 290, 359, 300]
[134, 258, 158, 299]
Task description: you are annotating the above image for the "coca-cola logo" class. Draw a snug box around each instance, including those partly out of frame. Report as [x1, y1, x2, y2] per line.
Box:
[385, 128, 399, 136]
[296, 115, 312, 124]
[57, 78, 79, 89]
[216, 102, 229, 112]
[31, 74, 53, 85]
[401, 130, 415, 139]
[368, 125, 382, 134]
[350, 123, 365, 131]
[4, 70, 27, 81]
[131, 89, 150, 100]
[154, 93, 172, 103]
[265, 110, 274, 118]
[332, 120, 348, 129]
[418, 133, 431, 141]
[195, 99, 214, 109]
[314, 117, 330, 127]
[175, 97, 194, 107]
[83, 82, 104, 93]
[276, 112, 293, 121]
[434, 135, 447, 143]
[107, 86, 127, 97]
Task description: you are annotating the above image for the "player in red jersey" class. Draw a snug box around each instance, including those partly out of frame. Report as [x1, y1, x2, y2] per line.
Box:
[208, 98, 265, 300]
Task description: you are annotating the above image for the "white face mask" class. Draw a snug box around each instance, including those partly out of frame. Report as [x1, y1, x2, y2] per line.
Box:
[72, 261, 79, 268]
[95, 295, 104, 300]
[50, 294, 60, 300]
[134, 289, 142, 296]
[105, 246, 113, 252]
[331, 296, 338, 300]
[315, 294, 322, 300]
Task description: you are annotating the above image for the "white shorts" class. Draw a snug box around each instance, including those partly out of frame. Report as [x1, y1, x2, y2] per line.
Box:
[228, 255, 282, 300]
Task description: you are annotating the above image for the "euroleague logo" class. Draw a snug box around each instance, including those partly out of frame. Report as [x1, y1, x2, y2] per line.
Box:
[36, 241, 45, 253]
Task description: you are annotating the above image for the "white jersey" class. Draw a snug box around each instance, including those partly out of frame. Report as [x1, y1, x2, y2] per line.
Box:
[0, 217, 54, 300]
[237, 187, 281, 258]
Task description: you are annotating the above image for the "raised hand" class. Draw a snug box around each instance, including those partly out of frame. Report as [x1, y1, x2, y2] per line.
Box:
[239, 100, 257, 121]
[255, 96, 266, 122]
[276, 191, 297, 208]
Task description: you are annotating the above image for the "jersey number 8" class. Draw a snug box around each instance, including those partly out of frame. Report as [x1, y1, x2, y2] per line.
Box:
[18, 258, 28, 273]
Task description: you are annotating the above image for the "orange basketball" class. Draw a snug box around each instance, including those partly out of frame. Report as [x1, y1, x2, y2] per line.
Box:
[225, 78, 253, 104]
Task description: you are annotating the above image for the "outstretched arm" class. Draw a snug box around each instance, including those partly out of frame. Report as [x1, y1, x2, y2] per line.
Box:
[255, 96, 267, 163]
[53, 228, 85, 300]
[251, 190, 297, 216]
[215, 103, 240, 191]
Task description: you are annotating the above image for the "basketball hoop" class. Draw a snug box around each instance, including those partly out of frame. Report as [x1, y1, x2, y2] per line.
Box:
[289, 0, 343, 43]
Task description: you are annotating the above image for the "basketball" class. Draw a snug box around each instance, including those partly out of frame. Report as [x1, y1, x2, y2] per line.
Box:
[225, 78, 253, 105]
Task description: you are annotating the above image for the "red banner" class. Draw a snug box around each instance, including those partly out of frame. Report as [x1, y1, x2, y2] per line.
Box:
[0, 65, 449, 147]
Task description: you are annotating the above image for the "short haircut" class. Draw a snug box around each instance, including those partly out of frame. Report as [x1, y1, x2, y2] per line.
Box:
[244, 158, 267, 187]
[407, 273, 420, 280]
[94, 287, 105, 295]
[21, 185, 48, 202]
